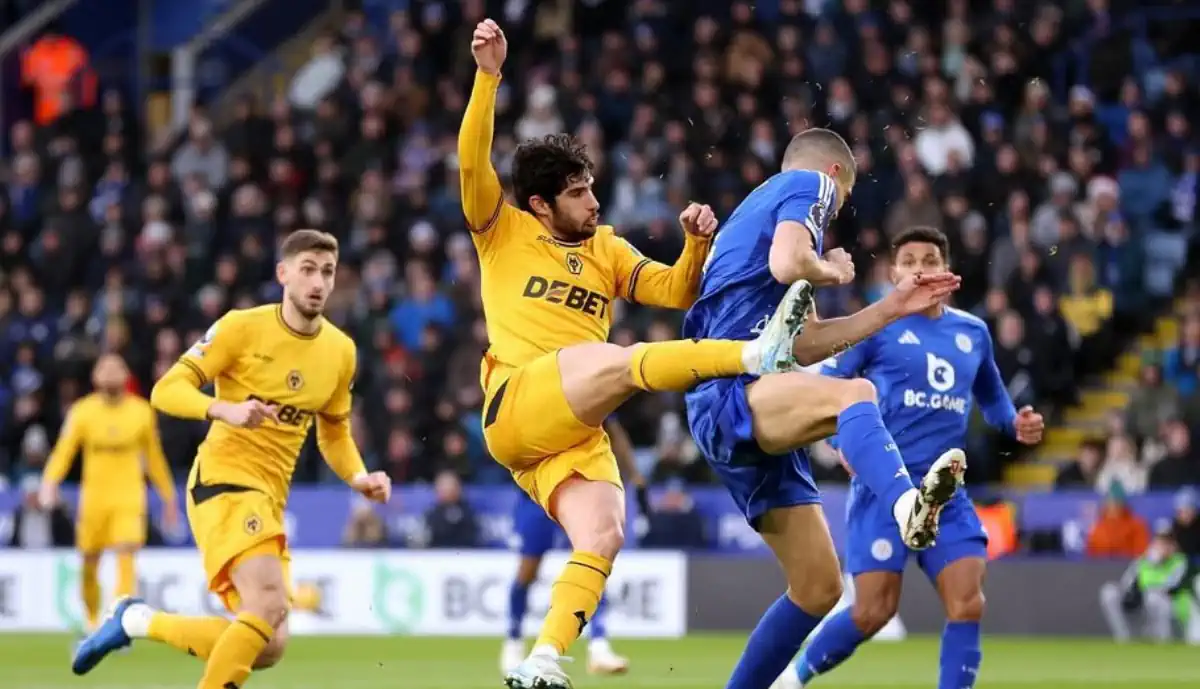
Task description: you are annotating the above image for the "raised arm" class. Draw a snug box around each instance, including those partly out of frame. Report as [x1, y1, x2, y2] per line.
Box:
[612, 203, 716, 309]
[459, 20, 509, 234]
[792, 274, 961, 366]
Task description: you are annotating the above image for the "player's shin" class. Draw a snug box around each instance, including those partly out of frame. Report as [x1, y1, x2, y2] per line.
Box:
[792, 609, 866, 685]
[507, 580, 531, 641]
[80, 557, 102, 630]
[835, 400, 917, 521]
[628, 339, 748, 392]
[938, 621, 982, 689]
[115, 551, 137, 598]
[533, 552, 611, 655]
[144, 611, 231, 660]
[726, 595, 824, 689]
[198, 611, 274, 689]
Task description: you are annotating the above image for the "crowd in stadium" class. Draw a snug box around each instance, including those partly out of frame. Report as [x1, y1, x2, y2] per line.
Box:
[0, 1, 1198, 554]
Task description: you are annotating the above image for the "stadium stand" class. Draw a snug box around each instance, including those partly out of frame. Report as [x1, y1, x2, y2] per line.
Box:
[0, 0, 1198, 557]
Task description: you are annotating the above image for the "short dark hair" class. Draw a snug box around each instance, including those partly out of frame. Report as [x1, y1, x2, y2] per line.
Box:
[890, 226, 950, 263]
[782, 128, 856, 175]
[281, 229, 339, 258]
[512, 133, 594, 213]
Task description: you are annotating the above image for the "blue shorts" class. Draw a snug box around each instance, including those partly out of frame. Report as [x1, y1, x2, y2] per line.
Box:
[844, 478, 988, 579]
[509, 491, 566, 557]
[686, 376, 821, 530]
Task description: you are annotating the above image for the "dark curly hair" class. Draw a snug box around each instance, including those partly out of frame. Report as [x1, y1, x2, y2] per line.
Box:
[511, 134, 594, 213]
[890, 225, 950, 263]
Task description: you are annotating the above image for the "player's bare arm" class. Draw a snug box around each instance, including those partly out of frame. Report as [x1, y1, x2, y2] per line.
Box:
[459, 19, 508, 232]
[791, 272, 962, 366]
[768, 224, 852, 286]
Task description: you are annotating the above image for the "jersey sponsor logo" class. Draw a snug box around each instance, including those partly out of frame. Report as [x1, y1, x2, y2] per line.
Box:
[902, 353, 968, 414]
[521, 276, 610, 318]
[565, 252, 584, 276]
[898, 330, 921, 345]
[287, 370, 305, 392]
[246, 394, 316, 428]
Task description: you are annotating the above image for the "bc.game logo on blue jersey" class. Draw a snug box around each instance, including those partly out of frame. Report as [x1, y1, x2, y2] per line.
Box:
[902, 353, 968, 414]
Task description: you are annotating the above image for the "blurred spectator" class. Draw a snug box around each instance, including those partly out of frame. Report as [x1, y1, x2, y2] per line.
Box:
[21, 29, 96, 126]
[342, 496, 388, 547]
[642, 479, 708, 550]
[424, 470, 479, 549]
[1148, 420, 1199, 489]
[7, 429, 73, 547]
[290, 34, 346, 110]
[1163, 315, 1200, 397]
[1058, 254, 1114, 377]
[1170, 488, 1200, 562]
[1088, 483, 1151, 559]
[1099, 528, 1197, 643]
[1127, 364, 1181, 441]
[1056, 438, 1106, 490]
[1096, 434, 1147, 496]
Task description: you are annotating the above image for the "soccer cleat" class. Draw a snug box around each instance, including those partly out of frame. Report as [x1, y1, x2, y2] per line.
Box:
[501, 639, 527, 675]
[72, 596, 140, 675]
[747, 280, 815, 375]
[901, 449, 966, 550]
[504, 650, 574, 689]
[586, 639, 629, 675]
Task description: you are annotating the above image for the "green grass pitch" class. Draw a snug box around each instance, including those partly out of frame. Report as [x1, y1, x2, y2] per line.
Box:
[2, 634, 1198, 688]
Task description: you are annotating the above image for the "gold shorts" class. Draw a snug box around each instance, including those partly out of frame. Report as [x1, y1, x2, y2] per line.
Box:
[482, 350, 623, 514]
[76, 507, 145, 553]
[186, 479, 292, 613]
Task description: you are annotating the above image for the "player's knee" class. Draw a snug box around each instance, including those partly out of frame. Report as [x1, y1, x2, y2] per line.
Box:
[851, 596, 899, 636]
[253, 623, 290, 670]
[944, 590, 985, 622]
[787, 570, 843, 616]
[571, 513, 624, 560]
[242, 584, 290, 629]
[837, 378, 877, 409]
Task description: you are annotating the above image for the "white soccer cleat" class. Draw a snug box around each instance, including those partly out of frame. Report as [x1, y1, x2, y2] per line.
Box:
[504, 647, 573, 689]
[501, 639, 527, 675]
[746, 280, 815, 375]
[901, 449, 966, 550]
[586, 639, 629, 675]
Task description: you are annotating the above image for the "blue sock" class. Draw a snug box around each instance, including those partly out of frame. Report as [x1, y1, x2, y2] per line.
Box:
[507, 581, 530, 640]
[837, 401, 914, 509]
[939, 621, 982, 689]
[726, 595, 823, 689]
[794, 608, 866, 684]
[588, 595, 609, 639]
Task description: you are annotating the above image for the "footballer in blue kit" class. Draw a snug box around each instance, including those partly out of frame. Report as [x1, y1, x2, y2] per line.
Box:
[683, 128, 967, 689]
[501, 418, 647, 677]
[777, 227, 1044, 689]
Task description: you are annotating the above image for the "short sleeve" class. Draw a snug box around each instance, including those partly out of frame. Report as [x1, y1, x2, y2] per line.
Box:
[776, 171, 837, 251]
[179, 312, 244, 384]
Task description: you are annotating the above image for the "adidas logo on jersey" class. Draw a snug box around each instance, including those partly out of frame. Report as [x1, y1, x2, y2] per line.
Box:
[898, 330, 921, 345]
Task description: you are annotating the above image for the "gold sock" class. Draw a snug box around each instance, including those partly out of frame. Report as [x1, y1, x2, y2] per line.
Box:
[534, 551, 612, 655]
[629, 339, 746, 392]
[198, 611, 273, 689]
[80, 559, 102, 630]
[148, 612, 231, 660]
[115, 552, 137, 598]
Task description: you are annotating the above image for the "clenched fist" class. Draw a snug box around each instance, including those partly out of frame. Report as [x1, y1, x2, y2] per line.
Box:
[679, 202, 718, 237]
[471, 19, 507, 75]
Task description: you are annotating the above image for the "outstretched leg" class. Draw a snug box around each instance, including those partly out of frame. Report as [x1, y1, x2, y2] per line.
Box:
[747, 370, 963, 548]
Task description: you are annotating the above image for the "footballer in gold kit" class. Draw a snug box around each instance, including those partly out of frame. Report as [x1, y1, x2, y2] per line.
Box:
[72, 230, 391, 689]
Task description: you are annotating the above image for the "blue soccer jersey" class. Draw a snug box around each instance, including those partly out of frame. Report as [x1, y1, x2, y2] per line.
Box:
[823, 307, 1018, 576]
[683, 170, 837, 528]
